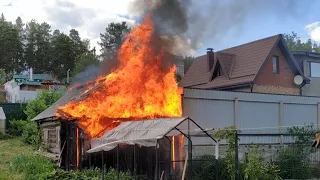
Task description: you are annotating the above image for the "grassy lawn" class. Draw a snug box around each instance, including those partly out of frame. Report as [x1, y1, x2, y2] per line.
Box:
[0, 137, 34, 180]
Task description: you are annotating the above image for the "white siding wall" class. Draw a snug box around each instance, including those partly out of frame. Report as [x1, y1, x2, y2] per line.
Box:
[4, 80, 40, 103]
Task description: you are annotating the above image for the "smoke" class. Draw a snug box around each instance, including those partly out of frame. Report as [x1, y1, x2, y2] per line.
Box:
[130, 0, 314, 56]
[70, 64, 101, 87]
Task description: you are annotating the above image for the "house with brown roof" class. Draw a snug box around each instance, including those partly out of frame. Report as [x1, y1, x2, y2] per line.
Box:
[180, 34, 310, 95]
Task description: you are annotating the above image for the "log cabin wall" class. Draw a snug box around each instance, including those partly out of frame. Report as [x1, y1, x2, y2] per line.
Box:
[40, 121, 61, 154]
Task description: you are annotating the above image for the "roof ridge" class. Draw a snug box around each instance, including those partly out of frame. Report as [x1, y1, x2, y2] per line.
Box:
[194, 34, 281, 60]
[219, 34, 281, 53]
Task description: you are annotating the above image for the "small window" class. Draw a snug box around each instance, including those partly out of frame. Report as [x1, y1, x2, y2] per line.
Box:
[309, 62, 320, 77]
[272, 56, 279, 73]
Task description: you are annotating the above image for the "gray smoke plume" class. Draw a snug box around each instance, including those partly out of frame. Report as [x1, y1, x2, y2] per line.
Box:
[130, 0, 315, 56]
[70, 64, 101, 86]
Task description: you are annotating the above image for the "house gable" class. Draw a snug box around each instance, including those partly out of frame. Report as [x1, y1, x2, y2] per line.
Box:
[180, 34, 308, 91]
[253, 42, 300, 95]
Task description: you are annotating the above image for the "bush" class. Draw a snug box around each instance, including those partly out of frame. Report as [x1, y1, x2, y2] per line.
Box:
[275, 148, 312, 179]
[24, 90, 62, 120]
[7, 120, 28, 136]
[192, 155, 229, 180]
[243, 147, 281, 180]
[21, 122, 42, 148]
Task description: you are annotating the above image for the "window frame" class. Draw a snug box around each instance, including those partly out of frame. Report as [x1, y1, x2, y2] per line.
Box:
[272, 56, 279, 74]
[309, 61, 320, 78]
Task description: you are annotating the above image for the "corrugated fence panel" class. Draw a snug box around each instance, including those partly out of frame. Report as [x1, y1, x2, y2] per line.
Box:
[238, 101, 279, 129]
[184, 88, 320, 104]
[284, 104, 317, 126]
[0, 103, 27, 130]
[183, 98, 234, 129]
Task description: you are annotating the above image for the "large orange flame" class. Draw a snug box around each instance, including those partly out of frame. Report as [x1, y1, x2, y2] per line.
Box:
[57, 14, 182, 138]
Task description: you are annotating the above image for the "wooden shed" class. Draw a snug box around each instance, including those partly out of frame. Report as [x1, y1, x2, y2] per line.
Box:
[32, 83, 93, 170]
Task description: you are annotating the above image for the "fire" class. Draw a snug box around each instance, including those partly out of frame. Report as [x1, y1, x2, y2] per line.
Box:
[57, 14, 182, 138]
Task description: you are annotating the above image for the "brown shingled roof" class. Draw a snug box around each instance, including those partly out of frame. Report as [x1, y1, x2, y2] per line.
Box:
[179, 34, 305, 89]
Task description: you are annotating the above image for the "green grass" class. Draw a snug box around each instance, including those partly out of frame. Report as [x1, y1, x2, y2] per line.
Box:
[0, 137, 34, 180]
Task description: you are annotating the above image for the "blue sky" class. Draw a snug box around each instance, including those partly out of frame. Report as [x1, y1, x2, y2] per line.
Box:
[194, 1, 320, 56]
[1, 0, 319, 57]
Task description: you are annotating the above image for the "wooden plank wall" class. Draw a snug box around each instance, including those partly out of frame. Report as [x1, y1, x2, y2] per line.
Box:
[40, 121, 61, 154]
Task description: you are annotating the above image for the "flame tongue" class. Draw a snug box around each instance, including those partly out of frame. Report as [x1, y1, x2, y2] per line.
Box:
[57, 14, 182, 138]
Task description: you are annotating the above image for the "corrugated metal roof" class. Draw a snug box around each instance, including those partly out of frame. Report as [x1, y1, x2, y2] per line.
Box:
[32, 80, 105, 121]
[14, 74, 54, 81]
[0, 107, 6, 120]
[18, 81, 42, 86]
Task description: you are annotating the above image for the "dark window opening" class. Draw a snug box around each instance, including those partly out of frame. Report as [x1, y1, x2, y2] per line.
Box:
[272, 56, 279, 73]
[211, 61, 224, 80]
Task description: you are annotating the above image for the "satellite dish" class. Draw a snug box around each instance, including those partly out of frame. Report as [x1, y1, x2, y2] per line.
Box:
[294, 75, 303, 85]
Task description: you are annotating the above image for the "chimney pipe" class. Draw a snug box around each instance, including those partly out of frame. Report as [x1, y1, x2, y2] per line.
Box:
[206, 48, 214, 72]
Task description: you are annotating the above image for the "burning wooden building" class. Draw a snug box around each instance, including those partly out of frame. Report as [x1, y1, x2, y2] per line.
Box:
[32, 13, 188, 175]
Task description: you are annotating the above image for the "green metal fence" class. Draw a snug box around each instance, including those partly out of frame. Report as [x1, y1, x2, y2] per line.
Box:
[0, 103, 27, 131]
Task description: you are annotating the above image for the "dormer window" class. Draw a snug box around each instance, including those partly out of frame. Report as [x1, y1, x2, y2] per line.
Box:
[211, 61, 224, 80]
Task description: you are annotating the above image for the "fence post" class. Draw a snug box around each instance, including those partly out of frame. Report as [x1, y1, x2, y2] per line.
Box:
[279, 101, 284, 144]
[234, 131, 240, 180]
[317, 103, 320, 129]
[234, 97, 239, 127]
[215, 142, 219, 180]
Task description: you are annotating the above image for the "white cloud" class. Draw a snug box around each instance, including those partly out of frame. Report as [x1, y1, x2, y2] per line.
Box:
[305, 22, 320, 42]
[0, 0, 137, 54]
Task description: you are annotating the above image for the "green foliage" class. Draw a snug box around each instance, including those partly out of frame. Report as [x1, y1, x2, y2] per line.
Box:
[0, 132, 13, 140]
[72, 53, 100, 76]
[7, 119, 28, 136]
[0, 92, 6, 102]
[21, 122, 42, 148]
[213, 126, 238, 179]
[212, 126, 282, 180]
[0, 69, 5, 84]
[0, 17, 24, 74]
[99, 21, 131, 59]
[192, 155, 230, 180]
[274, 125, 316, 179]
[36, 168, 132, 180]
[50, 32, 78, 79]
[243, 147, 281, 180]
[275, 148, 311, 179]
[24, 90, 62, 120]
[11, 154, 56, 180]
[11, 154, 132, 180]
[284, 32, 320, 52]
